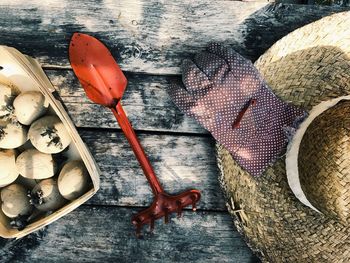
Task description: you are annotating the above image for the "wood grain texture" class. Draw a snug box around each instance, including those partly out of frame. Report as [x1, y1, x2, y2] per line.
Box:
[0, 1, 348, 74]
[306, 0, 350, 6]
[1, 1, 348, 261]
[78, 129, 226, 211]
[47, 70, 206, 134]
[0, 206, 260, 263]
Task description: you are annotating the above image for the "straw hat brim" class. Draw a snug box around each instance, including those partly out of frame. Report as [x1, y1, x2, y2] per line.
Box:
[217, 11, 350, 262]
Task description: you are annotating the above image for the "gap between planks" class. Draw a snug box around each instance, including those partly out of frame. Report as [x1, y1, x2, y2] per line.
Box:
[46, 69, 208, 134]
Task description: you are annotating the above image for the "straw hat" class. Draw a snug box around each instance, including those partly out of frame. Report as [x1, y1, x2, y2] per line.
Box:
[217, 12, 350, 262]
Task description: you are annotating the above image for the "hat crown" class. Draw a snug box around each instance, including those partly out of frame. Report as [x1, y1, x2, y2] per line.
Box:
[298, 100, 350, 223]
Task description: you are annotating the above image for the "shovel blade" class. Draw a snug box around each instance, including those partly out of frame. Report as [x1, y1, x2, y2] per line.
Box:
[69, 33, 127, 108]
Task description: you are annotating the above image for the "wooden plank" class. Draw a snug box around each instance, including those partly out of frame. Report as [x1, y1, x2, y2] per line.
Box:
[0, 206, 260, 263]
[47, 70, 206, 134]
[306, 0, 350, 6]
[78, 129, 226, 211]
[0, 1, 348, 74]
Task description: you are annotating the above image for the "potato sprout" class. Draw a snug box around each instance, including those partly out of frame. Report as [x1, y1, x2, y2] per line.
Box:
[28, 116, 71, 154]
[31, 179, 66, 211]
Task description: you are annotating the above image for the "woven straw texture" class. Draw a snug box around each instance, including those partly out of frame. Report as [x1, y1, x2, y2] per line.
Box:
[299, 100, 350, 224]
[217, 11, 350, 263]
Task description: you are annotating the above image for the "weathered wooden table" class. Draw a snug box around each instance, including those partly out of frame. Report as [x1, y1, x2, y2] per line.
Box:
[0, 1, 348, 262]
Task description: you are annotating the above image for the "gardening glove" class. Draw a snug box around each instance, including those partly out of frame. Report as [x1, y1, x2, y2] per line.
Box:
[168, 43, 306, 176]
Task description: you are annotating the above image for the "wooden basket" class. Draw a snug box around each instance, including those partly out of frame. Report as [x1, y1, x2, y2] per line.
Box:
[0, 46, 100, 239]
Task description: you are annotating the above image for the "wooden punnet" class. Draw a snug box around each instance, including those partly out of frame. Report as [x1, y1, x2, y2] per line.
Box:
[0, 46, 100, 239]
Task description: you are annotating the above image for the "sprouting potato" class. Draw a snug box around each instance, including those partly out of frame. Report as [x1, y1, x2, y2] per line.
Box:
[31, 179, 66, 211]
[58, 160, 90, 200]
[16, 149, 57, 179]
[13, 91, 48, 125]
[1, 184, 32, 218]
[0, 149, 19, 187]
[0, 120, 27, 149]
[28, 115, 71, 154]
[0, 83, 18, 119]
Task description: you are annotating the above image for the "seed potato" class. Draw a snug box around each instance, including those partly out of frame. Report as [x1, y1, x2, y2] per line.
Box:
[0, 83, 18, 119]
[0, 149, 18, 187]
[16, 149, 57, 179]
[13, 91, 48, 125]
[58, 160, 90, 200]
[28, 115, 71, 154]
[31, 179, 66, 211]
[0, 120, 27, 149]
[1, 184, 32, 218]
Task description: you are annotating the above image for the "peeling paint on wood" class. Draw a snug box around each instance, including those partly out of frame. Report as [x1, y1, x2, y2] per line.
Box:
[0, 1, 348, 74]
[0, 207, 259, 263]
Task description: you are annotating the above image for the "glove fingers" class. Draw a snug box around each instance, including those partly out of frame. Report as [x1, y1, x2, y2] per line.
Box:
[207, 43, 266, 93]
[206, 42, 249, 71]
[168, 82, 214, 130]
[193, 51, 229, 82]
[182, 59, 212, 92]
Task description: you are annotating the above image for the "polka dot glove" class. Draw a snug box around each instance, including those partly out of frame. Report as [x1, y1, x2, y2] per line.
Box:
[168, 43, 306, 176]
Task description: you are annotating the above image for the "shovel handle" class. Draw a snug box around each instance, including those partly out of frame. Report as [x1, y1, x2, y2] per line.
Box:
[112, 103, 163, 195]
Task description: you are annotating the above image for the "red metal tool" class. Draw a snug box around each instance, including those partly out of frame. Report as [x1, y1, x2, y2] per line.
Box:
[68, 33, 201, 236]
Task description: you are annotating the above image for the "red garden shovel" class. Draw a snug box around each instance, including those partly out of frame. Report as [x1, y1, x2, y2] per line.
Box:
[68, 33, 201, 236]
